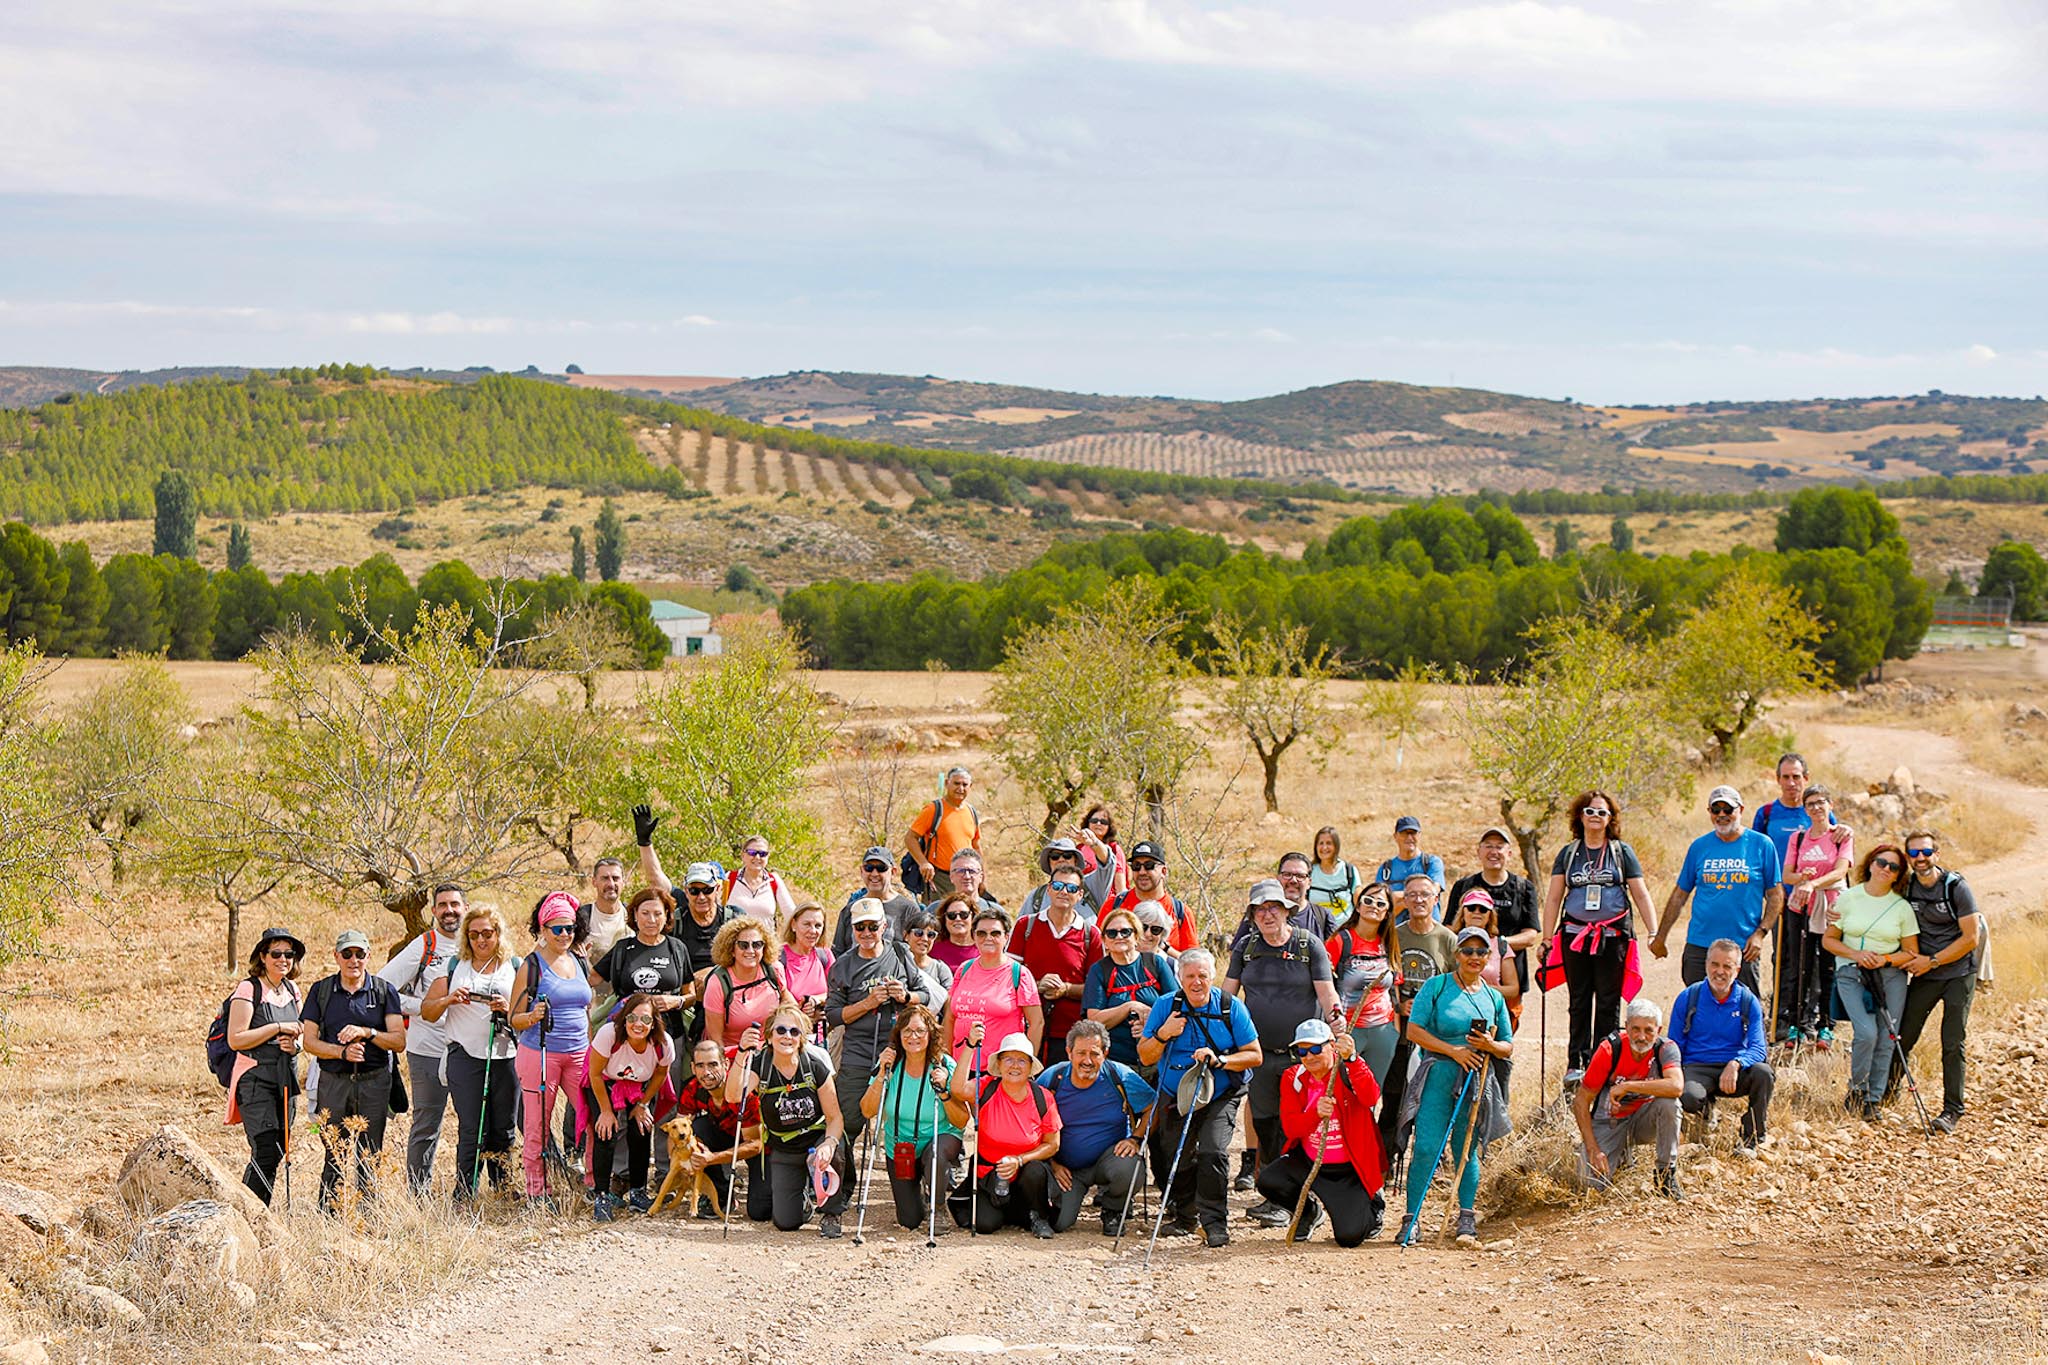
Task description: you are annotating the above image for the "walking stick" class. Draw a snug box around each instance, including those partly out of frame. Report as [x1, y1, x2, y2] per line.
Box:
[1143, 1060, 1209, 1269]
[1538, 938, 1549, 1109]
[722, 1047, 757, 1242]
[473, 1013, 502, 1201]
[1398, 1063, 1476, 1247]
[966, 1040, 983, 1237]
[1283, 1114, 1332, 1246]
[850, 1000, 890, 1244]
[1437, 1055, 1491, 1243]
[924, 1127, 943, 1249]
[1865, 969, 1934, 1135]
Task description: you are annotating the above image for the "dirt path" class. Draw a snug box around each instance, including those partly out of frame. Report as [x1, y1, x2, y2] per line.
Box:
[323, 710, 2047, 1365]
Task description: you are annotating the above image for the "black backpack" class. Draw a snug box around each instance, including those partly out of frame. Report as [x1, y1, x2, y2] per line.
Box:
[206, 979, 299, 1087]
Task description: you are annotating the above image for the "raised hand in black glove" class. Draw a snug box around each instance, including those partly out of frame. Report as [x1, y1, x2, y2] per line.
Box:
[632, 803, 659, 848]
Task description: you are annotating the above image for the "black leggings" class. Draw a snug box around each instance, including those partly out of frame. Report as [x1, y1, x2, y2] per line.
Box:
[957, 1157, 1051, 1233]
[764, 1144, 823, 1231]
[589, 1112, 652, 1194]
[1254, 1150, 1381, 1246]
[1563, 932, 1628, 1070]
[887, 1134, 963, 1230]
[446, 1049, 517, 1198]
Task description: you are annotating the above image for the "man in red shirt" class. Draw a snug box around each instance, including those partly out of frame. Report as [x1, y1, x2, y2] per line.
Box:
[1573, 999, 1684, 1200]
[1097, 840, 1199, 953]
[1011, 873, 1103, 1066]
[671, 1039, 764, 1218]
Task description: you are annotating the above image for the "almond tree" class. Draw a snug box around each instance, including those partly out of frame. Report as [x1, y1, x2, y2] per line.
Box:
[0, 644, 79, 972]
[44, 654, 193, 884]
[1206, 615, 1341, 814]
[1663, 572, 1822, 761]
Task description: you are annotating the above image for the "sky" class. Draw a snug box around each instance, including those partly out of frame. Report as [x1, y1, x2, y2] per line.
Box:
[1, 0, 2044, 404]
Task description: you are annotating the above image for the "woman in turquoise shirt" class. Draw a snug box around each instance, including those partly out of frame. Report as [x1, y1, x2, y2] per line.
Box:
[1399, 926, 1513, 1246]
[1823, 843, 1920, 1120]
[860, 1002, 969, 1232]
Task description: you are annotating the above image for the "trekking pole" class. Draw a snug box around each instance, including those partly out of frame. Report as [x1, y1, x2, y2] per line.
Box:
[924, 1130, 943, 1249]
[722, 1047, 757, 1242]
[1283, 1113, 1331, 1246]
[1143, 1060, 1209, 1270]
[1109, 1116, 1150, 1253]
[473, 1013, 501, 1204]
[1436, 1054, 1491, 1244]
[851, 1063, 886, 1246]
[1865, 969, 1934, 1135]
[280, 1055, 293, 1214]
[1538, 940, 1549, 1109]
[1398, 1063, 1477, 1247]
[1767, 921, 1785, 1055]
[967, 1040, 983, 1237]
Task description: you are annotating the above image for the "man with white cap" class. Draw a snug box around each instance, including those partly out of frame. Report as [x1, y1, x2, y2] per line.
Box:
[832, 846, 921, 952]
[823, 897, 934, 1228]
[1572, 997, 1684, 1199]
[1224, 878, 1340, 1227]
[949, 1030, 1063, 1236]
[300, 928, 405, 1212]
[634, 814, 741, 1020]
[1255, 1018, 1386, 1244]
[1652, 785, 1783, 994]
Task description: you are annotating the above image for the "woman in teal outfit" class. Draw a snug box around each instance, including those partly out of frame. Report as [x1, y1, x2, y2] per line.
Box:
[1399, 926, 1513, 1246]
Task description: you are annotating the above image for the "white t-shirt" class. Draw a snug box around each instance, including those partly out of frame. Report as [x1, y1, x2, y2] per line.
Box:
[376, 926, 463, 1057]
[437, 957, 520, 1060]
[585, 903, 631, 958]
[590, 1021, 675, 1083]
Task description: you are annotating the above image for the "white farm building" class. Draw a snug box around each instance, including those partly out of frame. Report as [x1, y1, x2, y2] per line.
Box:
[650, 600, 723, 657]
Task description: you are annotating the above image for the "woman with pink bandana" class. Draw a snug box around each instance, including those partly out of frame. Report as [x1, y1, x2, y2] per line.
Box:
[511, 891, 595, 1206]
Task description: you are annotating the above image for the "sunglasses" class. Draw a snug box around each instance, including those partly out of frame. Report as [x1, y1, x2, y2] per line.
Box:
[1141, 923, 1167, 935]
[1907, 848, 1936, 858]
[853, 922, 882, 933]
[1708, 804, 1736, 815]
[745, 848, 770, 858]
[862, 863, 888, 873]
[339, 948, 368, 960]
[907, 927, 938, 938]
[972, 928, 1006, 940]
[1292, 1043, 1327, 1059]
[1456, 944, 1490, 956]
[945, 911, 971, 921]
[686, 886, 715, 896]
[467, 928, 498, 939]
[735, 941, 766, 951]
[546, 924, 576, 936]
[1049, 880, 1081, 893]
[1102, 926, 1135, 939]
[1087, 817, 1110, 827]
[1582, 808, 1610, 817]
[626, 1015, 655, 1027]
[1130, 860, 1161, 872]
[771, 1024, 805, 1038]
[1871, 858, 1902, 872]
[264, 948, 298, 960]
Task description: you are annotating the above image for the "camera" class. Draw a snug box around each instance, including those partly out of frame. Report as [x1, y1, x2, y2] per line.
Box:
[470, 986, 503, 1004]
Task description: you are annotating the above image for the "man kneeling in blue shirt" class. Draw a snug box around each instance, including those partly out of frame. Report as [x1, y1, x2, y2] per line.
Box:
[1670, 939, 1775, 1150]
[1042, 1019, 1156, 1235]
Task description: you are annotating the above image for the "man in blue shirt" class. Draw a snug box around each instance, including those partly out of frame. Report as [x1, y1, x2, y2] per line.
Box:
[1652, 785, 1783, 996]
[1138, 949, 1262, 1248]
[1042, 1020, 1157, 1236]
[1374, 816, 1445, 919]
[1670, 940, 1775, 1149]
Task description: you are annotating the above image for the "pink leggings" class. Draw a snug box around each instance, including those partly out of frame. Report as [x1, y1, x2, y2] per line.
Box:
[515, 1045, 589, 1196]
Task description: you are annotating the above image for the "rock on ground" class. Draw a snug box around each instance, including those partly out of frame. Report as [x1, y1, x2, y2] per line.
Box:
[116, 1125, 284, 1247]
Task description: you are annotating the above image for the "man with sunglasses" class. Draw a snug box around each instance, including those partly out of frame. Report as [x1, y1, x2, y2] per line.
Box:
[833, 847, 921, 953]
[1011, 860, 1105, 1066]
[823, 899, 936, 1228]
[1652, 786, 1782, 995]
[648, 860, 741, 1036]
[1890, 831, 1980, 1132]
[300, 929, 406, 1212]
[376, 883, 467, 1193]
[1019, 838, 1116, 926]
[1096, 840, 1198, 953]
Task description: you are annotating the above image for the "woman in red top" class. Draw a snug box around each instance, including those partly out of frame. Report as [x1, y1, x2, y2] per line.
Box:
[1009, 875, 1102, 1066]
[1253, 1018, 1386, 1245]
[949, 1031, 1062, 1237]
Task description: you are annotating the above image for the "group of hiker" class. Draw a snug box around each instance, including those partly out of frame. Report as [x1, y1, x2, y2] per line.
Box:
[217, 757, 1987, 1251]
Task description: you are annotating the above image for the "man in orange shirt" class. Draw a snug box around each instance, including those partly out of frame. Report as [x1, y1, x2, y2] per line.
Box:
[904, 767, 980, 898]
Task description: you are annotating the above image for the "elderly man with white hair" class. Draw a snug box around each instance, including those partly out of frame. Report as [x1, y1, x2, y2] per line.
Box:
[1572, 997, 1685, 1199]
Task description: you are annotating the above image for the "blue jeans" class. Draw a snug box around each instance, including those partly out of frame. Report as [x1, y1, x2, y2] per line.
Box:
[1835, 960, 1906, 1102]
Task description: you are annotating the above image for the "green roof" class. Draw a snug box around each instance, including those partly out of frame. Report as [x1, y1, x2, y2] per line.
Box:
[649, 600, 712, 622]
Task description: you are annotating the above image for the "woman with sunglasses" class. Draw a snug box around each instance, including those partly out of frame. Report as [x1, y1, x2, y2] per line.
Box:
[1328, 884, 1401, 1088]
[1084, 906, 1180, 1073]
[722, 835, 796, 925]
[586, 991, 673, 1220]
[1448, 889, 1521, 1097]
[1073, 804, 1128, 896]
[928, 891, 981, 974]
[511, 892, 595, 1204]
[779, 902, 835, 1044]
[1135, 904, 1177, 960]
[1255, 1019, 1386, 1245]
[1010, 871, 1103, 1066]
[1542, 790, 1654, 1085]
[1398, 925, 1513, 1246]
[1783, 787, 1853, 1048]
[861, 1002, 970, 1230]
[420, 905, 520, 1202]
[726, 1002, 844, 1234]
[704, 916, 797, 1054]
[1823, 843, 1919, 1121]
[901, 911, 954, 1014]
[940, 907, 1045, 1066]
[224, 926, 306, 1206]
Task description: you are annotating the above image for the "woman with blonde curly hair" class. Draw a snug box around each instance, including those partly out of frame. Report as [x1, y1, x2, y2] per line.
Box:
[420, 904, 520, 1201]
[702, 915, 797, 1053]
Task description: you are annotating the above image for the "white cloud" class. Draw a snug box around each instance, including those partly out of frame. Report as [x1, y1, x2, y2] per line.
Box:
[0, 298, 721, 338]
[1965, 343, 1998, 364]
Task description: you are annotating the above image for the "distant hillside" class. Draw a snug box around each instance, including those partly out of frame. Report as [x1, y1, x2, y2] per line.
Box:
[684, 371, 2048, 496]
[0, 363, 559, 410]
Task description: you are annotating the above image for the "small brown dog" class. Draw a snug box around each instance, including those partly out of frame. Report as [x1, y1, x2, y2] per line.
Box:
[648, 1115, 722, 1218]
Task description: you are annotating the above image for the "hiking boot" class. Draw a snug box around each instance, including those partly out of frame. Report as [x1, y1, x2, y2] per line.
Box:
[1815, 1028, 1833, 1052]
[819, 1213, 843, 1239]
[1862, 1100, 1885, 1124]
[1233, 1151, 1257, 1192]
[1247, 1199, 1289, 1227]
[1656, 1166, 1683, 1201]
[1205, 1223, 1231, 1248]
[591, 1193, 617, 1223]
[1030, 1211, 1055, 1240]
[1158, 1209, 1196, 1237]
[1396, 1213, 1419, 1247]
[1101, 1215, 1123, 1238]
[1454, 1210, 1478, 1246]
[625, 1188, 654, 1215]
[1931, 1110, 1959, 1135]
[1364, 1195, 1386, 1240]
[1294, 1200, 1323, 1242]
[695, 1196, 718, 1220]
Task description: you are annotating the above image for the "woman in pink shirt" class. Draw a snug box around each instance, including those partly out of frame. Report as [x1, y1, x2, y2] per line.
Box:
[1783, 786, 1854, 1049]
[701, 916, 796, 1053]
[779, 902, 835, 1043]
[939, 907, 1044, 1065]
[722, 835, 796, 925]
[929, 892, 979, 973]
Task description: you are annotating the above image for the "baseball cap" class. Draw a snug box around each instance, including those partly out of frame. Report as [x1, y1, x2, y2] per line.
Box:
[1455, 926, 1492, 948]
[1292, 1018, 1334, 1047]
[1478, 826, 1514, 846]
[1248, 878, 1286, 907]
[1707, 785, 1744, 809]
[861, 846, 891, 869]
[1128, 839, 1166, 864]
[335, 928, 370, 952]
[1458, 887, 1496, 911]
[683, 861, 719, 889]
[849, 898, 886, 925]
[1394, 815, 1421, 834]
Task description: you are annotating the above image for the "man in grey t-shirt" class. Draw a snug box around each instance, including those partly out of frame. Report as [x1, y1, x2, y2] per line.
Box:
[1891, 832, 1981, 1130]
